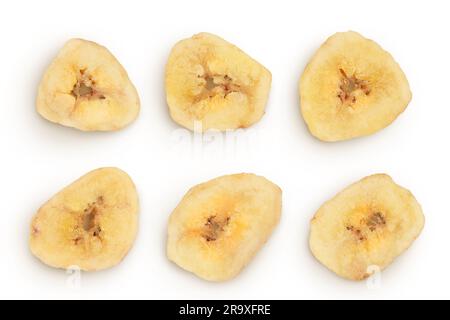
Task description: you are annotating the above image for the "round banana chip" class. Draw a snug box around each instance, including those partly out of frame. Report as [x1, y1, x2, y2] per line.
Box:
[37, 39, 140, 131]
[300, 31, 412, 141]
[309, 174, 424, 280]
[167, 173, 281, 281]
[165, 33, 272, 132]
[29, 168, 139, 271]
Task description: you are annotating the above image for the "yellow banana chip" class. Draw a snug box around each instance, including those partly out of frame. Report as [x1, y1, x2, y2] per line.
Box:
[167, 173, 281, 281]
[309, 174, 424, 280]
[300, 31, 411, 141]
[165, 33, 272, 132]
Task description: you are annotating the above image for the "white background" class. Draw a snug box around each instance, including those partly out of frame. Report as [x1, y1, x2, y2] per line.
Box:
[0, 0, 448, 300]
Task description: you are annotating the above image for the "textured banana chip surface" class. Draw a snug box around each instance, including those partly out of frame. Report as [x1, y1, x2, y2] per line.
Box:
[165, 33, 272, 132]
[300, 31, 411, 141]
[37, 39, 140, 131]
[309, 174, 424, 280]
[30, 168, 139, 271]
[167, 173, 281, 281]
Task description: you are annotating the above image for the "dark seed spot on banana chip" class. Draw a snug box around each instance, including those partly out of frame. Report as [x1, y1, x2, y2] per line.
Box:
[367, 212, 386, 231]
[346, 225, 366, 241]
[83, 207, 97, 232]
[199, 73, 241, 101]
[202, 215, 230, 242]
[81, 197, 105, 235]
[337, 68, 371, 105]
[345, 211, 386, 242]
[71, 69, 105, 100]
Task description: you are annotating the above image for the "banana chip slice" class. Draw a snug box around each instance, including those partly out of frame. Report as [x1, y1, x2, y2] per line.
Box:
[300, 31, 412, 141]
[309, 174, 424, 280]
[167, 173, 281, 281]
[165, 33, 272, 132]
[30, 168, 139, 271]
[37, 39, 140, 131]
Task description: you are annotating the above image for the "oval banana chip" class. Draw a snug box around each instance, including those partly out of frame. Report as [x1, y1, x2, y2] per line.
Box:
[300, 31, 412, 141]
[165, 33, 272, 132]
[37, 39, 140, 131]
[309, 174, 424, 280]
[29, 168, 139, 271]
[167, 173, 281, 281]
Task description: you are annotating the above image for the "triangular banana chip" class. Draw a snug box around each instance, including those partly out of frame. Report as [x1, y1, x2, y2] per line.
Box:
[37, 39, 140, 131]
[30, 168, 139, 271]
[300, 31, 412, 141]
